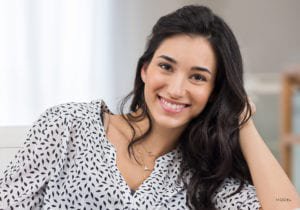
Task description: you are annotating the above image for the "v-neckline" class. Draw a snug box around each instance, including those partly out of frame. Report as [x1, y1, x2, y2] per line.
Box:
[100, 111, 157, 196]
[103, 132, 159, 197]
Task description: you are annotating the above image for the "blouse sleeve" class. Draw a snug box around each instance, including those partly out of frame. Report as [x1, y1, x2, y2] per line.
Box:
[0, 106, 69, 210]
[213, 178, 261, 210]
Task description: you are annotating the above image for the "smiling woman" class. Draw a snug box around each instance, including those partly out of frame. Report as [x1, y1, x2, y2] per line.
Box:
[0, 4, 300, 210]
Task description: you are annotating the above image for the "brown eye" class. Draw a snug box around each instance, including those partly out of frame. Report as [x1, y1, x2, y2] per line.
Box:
[191, 74, 207, 82]
[159, 63, 172, 71]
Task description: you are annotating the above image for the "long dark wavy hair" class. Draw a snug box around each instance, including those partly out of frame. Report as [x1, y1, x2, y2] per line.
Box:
[119, 5, 252, 210]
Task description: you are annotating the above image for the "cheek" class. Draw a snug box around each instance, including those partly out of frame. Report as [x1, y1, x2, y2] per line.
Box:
[144, 75, 163, 102]
[146, 73, 166, 90]
[192, 89, 212, 108]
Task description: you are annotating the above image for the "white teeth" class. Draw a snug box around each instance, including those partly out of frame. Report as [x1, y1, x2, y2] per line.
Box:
[160, 97, 185, 111]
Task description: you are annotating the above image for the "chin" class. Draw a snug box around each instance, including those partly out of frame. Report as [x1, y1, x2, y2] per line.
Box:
[153, 114, 189, 130]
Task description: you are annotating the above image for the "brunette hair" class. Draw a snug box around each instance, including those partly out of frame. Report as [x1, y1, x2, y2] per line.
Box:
[119, 5, 252, 210]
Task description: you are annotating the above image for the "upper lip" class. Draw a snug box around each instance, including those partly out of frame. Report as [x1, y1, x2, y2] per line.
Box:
[158, 95, 190, 106]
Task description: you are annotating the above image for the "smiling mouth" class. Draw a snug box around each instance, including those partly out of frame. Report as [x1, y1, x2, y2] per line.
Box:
[158, 96, 190, 113]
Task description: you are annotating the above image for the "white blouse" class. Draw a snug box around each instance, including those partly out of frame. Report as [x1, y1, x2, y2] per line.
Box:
[0, 99, 261, 210]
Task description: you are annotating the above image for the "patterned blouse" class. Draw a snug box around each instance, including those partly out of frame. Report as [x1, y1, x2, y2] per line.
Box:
[0, 99, 261, 210]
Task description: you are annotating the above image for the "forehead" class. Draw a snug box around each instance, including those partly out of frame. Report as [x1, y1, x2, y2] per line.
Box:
[153, 34, 217, 74]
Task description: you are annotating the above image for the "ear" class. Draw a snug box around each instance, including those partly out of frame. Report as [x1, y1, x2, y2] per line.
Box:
[141, 63, 148, 83]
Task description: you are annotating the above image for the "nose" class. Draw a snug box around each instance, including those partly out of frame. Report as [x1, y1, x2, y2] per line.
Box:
[167, 74, 186, 99]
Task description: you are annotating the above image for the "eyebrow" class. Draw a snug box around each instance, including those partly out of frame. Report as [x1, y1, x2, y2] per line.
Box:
[157, 55, 212, 74]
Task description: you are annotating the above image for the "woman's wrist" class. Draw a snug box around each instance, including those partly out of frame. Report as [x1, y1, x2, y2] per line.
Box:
[239, 118, 262, 159]
[240, 118, 256, 139]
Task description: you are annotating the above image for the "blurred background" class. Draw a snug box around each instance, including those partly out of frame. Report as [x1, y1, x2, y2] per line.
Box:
[0, 0, 299, 192]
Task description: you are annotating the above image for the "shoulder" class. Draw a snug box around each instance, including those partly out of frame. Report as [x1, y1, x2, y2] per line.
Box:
[213, 177, 261, 210]
[17, 99, 111, 163]
[41, 99, 109, 120]
[27, 99, 111, 141]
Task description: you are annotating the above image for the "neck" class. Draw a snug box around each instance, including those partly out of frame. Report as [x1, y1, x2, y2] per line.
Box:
[133, 113, 185, 158]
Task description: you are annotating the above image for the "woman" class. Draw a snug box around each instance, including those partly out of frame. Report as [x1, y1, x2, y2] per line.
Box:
[0, 5, 299, 210]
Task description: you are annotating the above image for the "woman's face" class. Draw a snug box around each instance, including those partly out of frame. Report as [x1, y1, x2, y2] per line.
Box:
[141, 34, 217, 131]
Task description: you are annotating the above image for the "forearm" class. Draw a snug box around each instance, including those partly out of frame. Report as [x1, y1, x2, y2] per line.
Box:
[239, 119, 300, 210]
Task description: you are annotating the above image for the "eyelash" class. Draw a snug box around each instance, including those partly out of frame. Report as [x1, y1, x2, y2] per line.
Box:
[158, 62, 207, 82]
[190, 74, 207, 82]
[158, 63, 172, 71]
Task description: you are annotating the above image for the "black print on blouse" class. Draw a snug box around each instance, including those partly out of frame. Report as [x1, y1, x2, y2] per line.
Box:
[0, 99, 261, 209]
